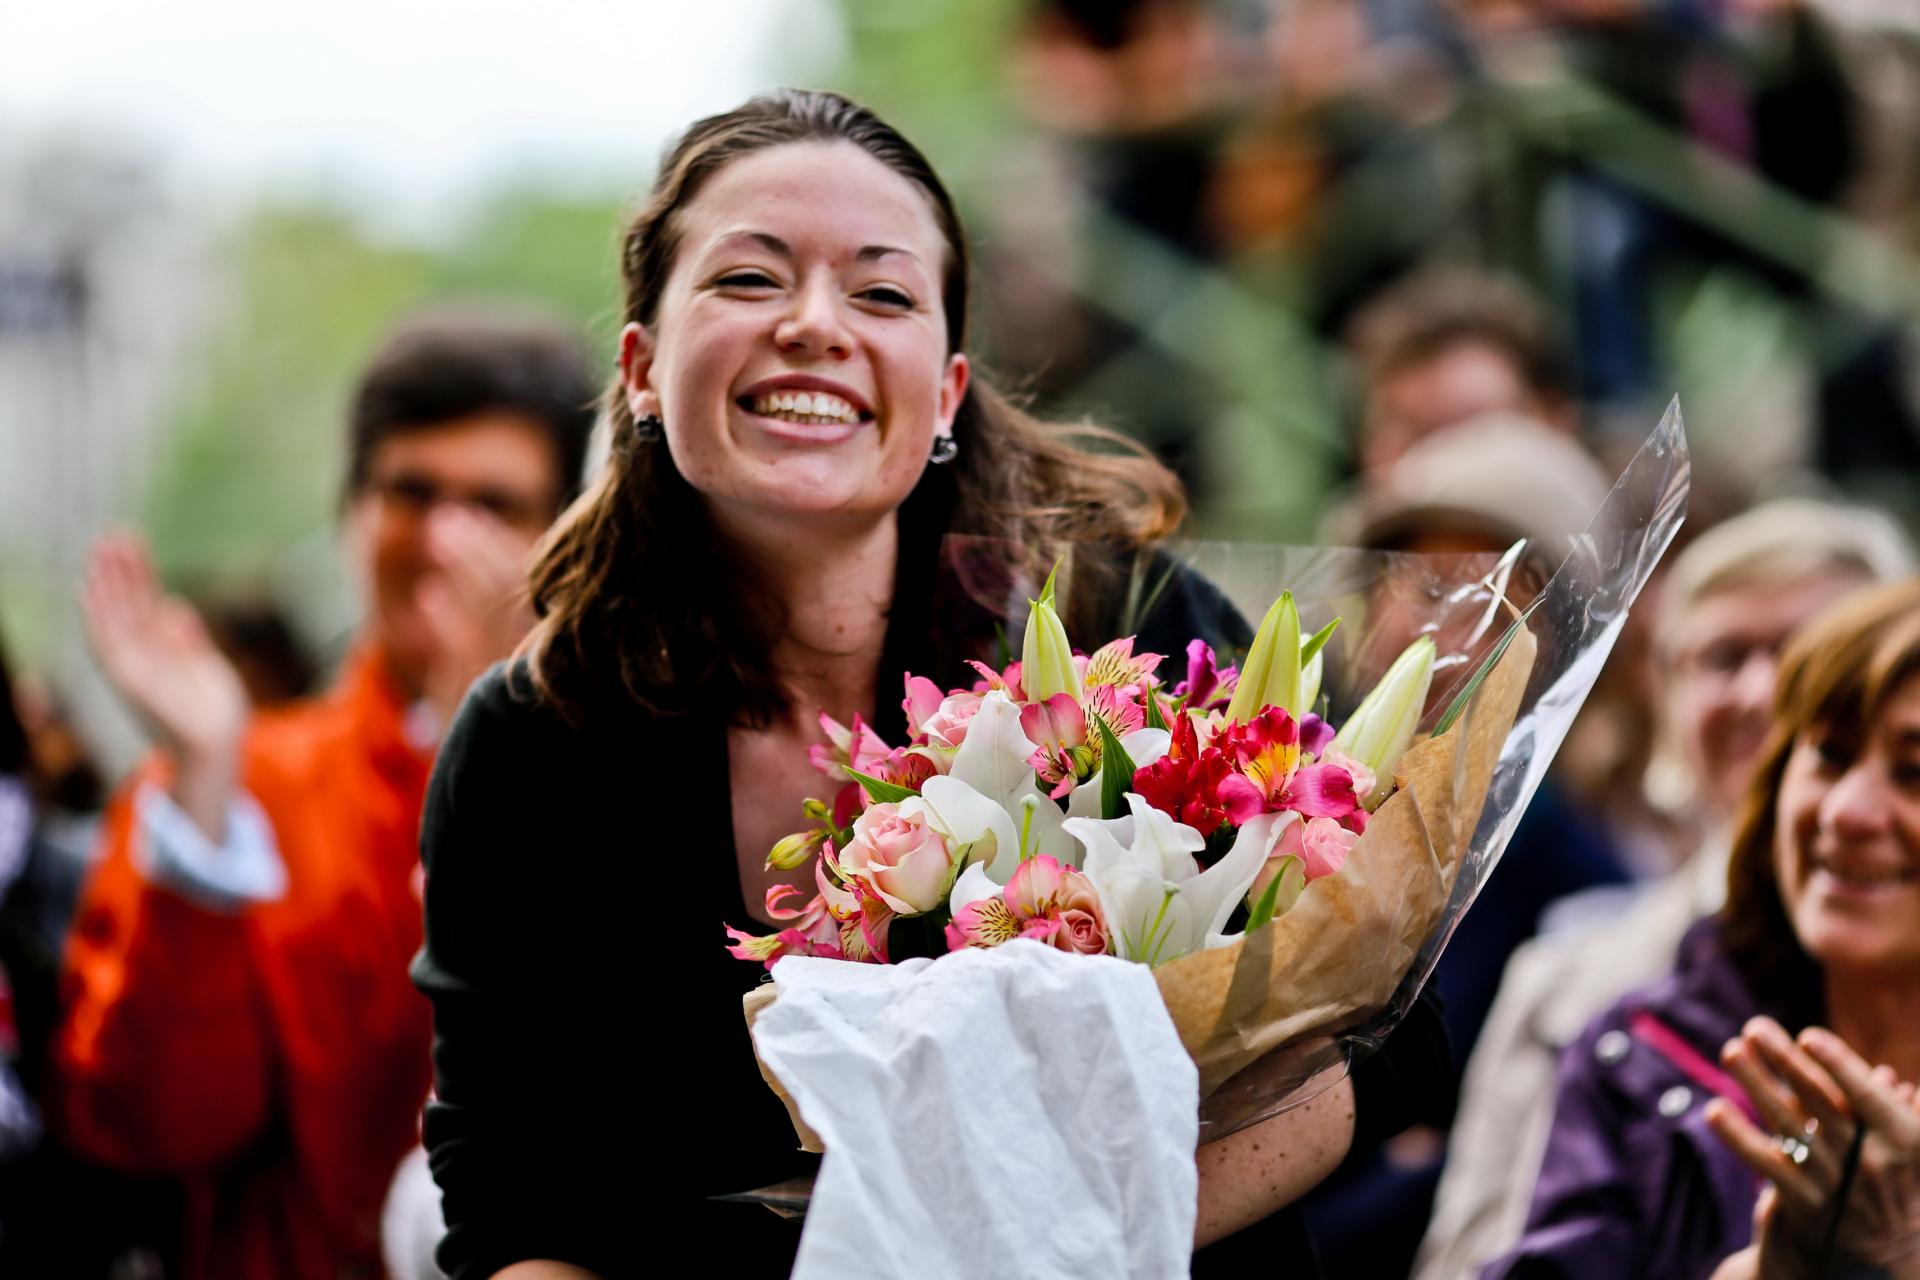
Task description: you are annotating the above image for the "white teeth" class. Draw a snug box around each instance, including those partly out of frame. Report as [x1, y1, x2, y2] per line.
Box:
[749, 390, 860, 424]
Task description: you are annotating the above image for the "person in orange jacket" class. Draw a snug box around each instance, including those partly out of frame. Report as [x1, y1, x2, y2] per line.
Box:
[54, 315, 597, 1280]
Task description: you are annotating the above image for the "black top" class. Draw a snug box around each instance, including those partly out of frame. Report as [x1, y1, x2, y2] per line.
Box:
[413, 551, 1448, 1278]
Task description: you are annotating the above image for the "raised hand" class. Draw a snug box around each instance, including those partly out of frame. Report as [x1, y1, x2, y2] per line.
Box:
[1707, 1016, 1920, 1279]
[80, 531, 249, 840]
[414, 506, 539, 730]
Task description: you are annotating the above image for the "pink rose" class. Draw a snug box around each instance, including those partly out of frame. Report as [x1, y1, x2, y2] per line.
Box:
[840, 802, 954, 915]
[921, 692, 983, 751]
[1053, 907, 1108, 955]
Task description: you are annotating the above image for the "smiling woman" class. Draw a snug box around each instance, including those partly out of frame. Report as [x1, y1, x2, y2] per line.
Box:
[406, 90, 1441, 1280]
[1488, 578, 1920, 1279]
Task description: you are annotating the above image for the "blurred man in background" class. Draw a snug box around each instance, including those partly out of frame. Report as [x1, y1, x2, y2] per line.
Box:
[1346, 266, 1577, 475]
[48, 315, 596, 1279]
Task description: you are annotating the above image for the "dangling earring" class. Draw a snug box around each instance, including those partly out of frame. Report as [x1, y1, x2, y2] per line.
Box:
[633, 414, 664, 443]
[929, 434, 958, 465]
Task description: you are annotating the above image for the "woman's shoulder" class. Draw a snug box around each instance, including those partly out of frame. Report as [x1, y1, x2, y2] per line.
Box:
[439, 657, 665, 786]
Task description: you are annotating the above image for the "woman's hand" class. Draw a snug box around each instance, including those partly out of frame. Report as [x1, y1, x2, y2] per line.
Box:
[81, 530, 249, 840]
[1705, 1016, 1920, 1279]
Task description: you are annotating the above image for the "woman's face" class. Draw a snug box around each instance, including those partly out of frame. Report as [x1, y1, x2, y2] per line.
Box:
[1774, 672, 1920, 978]
[1671, 574, 1865, 818]
[621, 140, 969, 533]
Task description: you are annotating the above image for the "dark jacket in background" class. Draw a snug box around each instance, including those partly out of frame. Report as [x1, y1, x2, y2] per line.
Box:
[1485, 917, 1813, 1280]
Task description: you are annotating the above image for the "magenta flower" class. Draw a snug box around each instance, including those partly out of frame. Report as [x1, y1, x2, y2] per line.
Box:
[1175, 639, 1239, 711]
[1215, 706, 1361, 825]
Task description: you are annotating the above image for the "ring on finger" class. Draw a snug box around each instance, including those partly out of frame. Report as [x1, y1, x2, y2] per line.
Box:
[1773, 1132, 1813, 1165]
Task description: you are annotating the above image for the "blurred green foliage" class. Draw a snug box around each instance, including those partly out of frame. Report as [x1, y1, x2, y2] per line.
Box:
[141, 189, 626, 587]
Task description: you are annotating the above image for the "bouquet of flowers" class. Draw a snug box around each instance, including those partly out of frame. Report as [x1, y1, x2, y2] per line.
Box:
[736, 401, 1690, 1147]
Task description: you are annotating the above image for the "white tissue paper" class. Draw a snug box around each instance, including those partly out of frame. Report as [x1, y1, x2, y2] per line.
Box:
[751, 939, 1200, 1280]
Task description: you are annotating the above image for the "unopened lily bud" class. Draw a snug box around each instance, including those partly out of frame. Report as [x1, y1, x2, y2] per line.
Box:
[766, 828, 829, 871]
[1227, 592, 1302, 724]
[1331, 635, 1437, 808]
[1022, 564, 1083, 703]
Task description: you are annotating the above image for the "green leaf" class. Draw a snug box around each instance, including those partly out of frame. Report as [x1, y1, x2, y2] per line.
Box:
[1247, 855, 1306, 931]
[845, 768, 920, 805]
[1300, 616, 1341, 666]
[1246, 861, 1287, 932]
[1093, 715, 1138, 822]
[1433, 605, 1538, 736]
[1145, 688, 1168, 732]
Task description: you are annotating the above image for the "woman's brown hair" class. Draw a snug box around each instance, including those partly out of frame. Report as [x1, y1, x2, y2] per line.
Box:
[521, 90, 1186, 723]
[1721, 577, 1920, 994]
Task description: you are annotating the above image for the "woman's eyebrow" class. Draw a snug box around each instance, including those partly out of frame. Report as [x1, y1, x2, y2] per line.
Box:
[708, 230, 920, 266]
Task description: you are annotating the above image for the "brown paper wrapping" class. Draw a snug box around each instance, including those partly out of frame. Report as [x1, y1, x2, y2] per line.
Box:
[744, 626, 1536, 1147]
[744, 984, 827, 1153]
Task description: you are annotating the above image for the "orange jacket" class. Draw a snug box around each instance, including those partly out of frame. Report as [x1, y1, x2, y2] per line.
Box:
[56, 648, 436, 1280]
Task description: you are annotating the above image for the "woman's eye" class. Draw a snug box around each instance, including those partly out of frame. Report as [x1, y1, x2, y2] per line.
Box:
[1813, 738, 1854, 772]
[858, 286, 913, 308]
[716, 271, 777, 289]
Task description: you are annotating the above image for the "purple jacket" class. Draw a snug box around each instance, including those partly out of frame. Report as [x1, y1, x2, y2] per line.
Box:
[1483, 918, 1812, 1280]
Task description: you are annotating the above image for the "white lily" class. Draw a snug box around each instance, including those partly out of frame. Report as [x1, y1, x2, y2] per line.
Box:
[1064, 795, 1285, 966]
[941, 691, 1077, 914]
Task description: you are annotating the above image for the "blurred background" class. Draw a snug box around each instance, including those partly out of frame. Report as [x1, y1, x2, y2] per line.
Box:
[8, 0, 1920, 771]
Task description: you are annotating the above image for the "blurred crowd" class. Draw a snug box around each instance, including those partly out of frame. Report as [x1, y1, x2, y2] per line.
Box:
[4, 0, 1920, 1276]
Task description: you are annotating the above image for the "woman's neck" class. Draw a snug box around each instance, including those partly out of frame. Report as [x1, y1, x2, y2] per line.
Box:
[719, 508, 899, 729]
[1823, 967, 1920, 1081]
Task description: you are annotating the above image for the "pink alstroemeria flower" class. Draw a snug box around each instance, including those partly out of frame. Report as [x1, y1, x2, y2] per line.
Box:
[813, 849, 895, 964]
[723, 883, 845, 969]
[1021, 693, 1091, 798]
[945, 854, 1110, 956]
[809, 711, 933, 825]
[966, 659, 1026, 701]
[1082, 637, 1164, 696]
[1215, 707, 1361, 824]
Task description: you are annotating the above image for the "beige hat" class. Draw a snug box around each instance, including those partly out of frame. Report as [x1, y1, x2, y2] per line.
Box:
[1322, 412, 1612, 551]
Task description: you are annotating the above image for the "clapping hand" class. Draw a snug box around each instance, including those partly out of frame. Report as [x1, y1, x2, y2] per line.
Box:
[1706, 1016, 1920, 1279]
[80, 531, 249, 841]
[414, 505, 539, 731]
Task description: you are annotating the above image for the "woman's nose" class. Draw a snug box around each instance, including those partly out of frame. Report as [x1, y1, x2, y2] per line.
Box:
[774, 281, 851, 359]
[1822, 760, 1895, 838]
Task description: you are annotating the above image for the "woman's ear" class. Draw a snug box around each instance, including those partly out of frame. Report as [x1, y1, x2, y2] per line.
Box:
[937, 352, 970, 432]
[619, 323, 661, 422]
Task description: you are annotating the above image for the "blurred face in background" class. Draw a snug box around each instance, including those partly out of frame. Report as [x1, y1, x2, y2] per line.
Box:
[1773, 673, 1920, 979]
[1363, 339, 1558, 473]
[1668, 573, 1869, 818]
[343, 414, 562, 691]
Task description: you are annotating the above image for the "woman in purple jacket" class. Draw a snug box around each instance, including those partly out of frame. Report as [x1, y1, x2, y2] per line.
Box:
[1488, 579, 1920, 1279]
